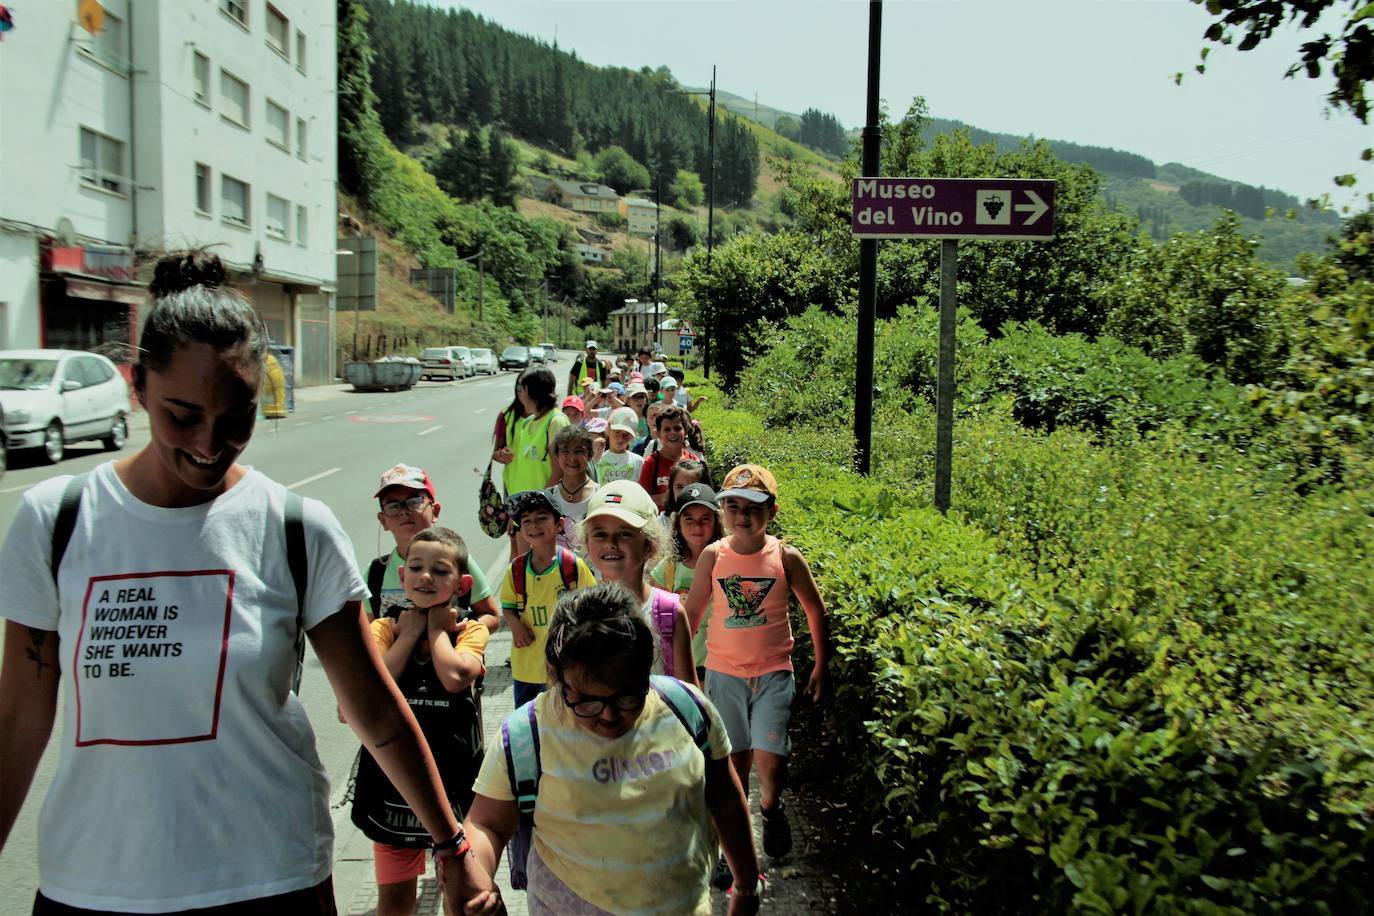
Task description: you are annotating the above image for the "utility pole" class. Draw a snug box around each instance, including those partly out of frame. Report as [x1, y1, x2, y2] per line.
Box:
[677, 68, 717, 377]
[855, 1, 882, 475]
[705, 65, 716, 378]
[653, 172, 662, 355]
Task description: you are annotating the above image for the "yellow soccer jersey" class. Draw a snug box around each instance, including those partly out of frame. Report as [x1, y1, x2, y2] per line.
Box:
[500, 548, 596, 683]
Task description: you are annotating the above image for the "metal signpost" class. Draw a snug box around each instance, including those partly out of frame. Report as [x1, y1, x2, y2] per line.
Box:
[851, 177, 1056, 511]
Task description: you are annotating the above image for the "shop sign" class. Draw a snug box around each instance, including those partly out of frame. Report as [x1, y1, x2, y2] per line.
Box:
[45, 243, 137, 282]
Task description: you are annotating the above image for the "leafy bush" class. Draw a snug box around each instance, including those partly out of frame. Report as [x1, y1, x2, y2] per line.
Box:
[692, 388, 1374, 913]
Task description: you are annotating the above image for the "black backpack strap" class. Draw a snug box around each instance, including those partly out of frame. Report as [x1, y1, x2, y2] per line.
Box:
[284, 490, 308, 694]
[51, 473, 90, 587]
[366, 554, 388, 618]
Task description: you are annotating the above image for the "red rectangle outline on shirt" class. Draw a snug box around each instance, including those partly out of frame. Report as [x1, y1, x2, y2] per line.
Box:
[72, 569, 236, 747]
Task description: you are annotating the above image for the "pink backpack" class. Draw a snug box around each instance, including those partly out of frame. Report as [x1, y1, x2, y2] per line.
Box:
[649, 587, 681, 677]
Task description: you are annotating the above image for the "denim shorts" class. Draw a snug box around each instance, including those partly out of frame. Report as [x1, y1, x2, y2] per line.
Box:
[704, 669, 794, 757]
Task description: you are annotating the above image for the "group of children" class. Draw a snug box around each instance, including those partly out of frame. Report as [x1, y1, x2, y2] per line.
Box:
[353, 369, 829, 912]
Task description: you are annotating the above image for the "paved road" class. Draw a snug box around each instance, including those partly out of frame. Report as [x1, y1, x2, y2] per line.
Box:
[0, 356, 569, 914]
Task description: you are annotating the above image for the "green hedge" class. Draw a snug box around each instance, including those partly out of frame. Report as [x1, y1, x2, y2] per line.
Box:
[692, 391, 1374, 913]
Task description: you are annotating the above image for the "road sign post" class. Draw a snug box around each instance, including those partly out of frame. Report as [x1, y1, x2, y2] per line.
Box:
[851, 177, 1055, 511]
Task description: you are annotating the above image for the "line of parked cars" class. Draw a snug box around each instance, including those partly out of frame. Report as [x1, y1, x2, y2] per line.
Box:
[498, 343, 559, 371]
[418, 345, 503, 380]
[0, 349, 132, 470]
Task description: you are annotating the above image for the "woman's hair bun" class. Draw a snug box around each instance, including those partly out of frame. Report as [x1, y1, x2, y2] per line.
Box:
[149, 249, 227, 299]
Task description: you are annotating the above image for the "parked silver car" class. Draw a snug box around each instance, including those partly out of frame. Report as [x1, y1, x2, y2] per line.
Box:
[419, 346, 468, 381]
[469, 347, 498, 375]
[448, 346, 476, 378]
[0, 349, 131, 464]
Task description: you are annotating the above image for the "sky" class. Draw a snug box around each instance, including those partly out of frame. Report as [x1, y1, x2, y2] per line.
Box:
[442, 0, 1371, 208]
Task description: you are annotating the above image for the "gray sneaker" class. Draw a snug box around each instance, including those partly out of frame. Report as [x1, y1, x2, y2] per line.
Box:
[761, 802, 792, 858]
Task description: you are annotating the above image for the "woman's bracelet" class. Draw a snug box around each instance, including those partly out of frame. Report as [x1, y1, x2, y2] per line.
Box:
[432, 830, 471, 860]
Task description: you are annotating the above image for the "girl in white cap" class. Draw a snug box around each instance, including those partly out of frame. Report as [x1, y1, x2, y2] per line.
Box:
[580, 480, 696, 686]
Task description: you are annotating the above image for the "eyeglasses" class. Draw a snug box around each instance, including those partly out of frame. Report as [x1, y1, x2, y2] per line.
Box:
[381, 495, 431, 517]
[560, 685, 647, 718]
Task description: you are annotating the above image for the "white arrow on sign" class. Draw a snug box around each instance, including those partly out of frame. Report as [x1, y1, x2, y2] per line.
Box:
[1014, 190, 1049, 226]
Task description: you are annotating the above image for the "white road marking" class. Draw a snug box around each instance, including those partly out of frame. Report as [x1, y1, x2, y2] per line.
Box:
[286, 467, 341, 490]
[321, 415, 334, 421]
[417, 425, 443, 437]
[473, 407, 487, 414]
[1, 483, 32, 494]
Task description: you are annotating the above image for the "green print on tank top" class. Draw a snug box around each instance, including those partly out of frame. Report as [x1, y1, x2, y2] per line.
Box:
[719, 575, 777, 629]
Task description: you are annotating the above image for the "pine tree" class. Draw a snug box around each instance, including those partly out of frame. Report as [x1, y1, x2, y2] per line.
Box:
[486, 129, 518, 206]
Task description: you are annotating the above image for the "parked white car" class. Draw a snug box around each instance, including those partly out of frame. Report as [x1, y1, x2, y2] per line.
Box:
[448, 346, 476, 378]
[469, 347, 498, 375]
[420, 347, 468, 381]
[0, 349, 131, 464]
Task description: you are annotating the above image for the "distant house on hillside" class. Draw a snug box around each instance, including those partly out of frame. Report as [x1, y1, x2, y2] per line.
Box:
[574, 242, 609, 265]
[624, 197, 656, 236]
[576, 227, 612, 246]
[545, 179, 623, 215]
[610, 299, 667, 353]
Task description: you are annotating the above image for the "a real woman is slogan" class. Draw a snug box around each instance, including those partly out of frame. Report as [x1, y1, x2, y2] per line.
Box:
[73, 570, 235, 747]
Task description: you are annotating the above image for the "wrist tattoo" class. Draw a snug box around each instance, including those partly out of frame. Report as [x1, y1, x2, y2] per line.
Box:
[374, 729, 405, 749]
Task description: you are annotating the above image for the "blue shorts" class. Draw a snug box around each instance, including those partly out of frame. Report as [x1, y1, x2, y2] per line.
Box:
[513, 679, 546, 708]
[704, 669, 794, 757]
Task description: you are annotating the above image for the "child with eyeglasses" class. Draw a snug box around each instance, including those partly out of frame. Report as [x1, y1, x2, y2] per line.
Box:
[368, 465, 499, 631]
[463, 583, 761, 915]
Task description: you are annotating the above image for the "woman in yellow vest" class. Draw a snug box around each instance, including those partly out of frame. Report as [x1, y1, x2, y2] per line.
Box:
[504, 368, 570, 496]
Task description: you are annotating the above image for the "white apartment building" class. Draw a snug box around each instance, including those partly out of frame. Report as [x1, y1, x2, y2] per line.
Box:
[0, 0, 338, 386]
[624, 197, 657, 237]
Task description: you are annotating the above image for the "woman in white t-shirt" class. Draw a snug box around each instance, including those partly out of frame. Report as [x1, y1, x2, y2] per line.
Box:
[0, 251, 499, 916]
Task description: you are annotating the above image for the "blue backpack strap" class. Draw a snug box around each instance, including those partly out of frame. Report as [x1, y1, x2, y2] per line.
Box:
[50, 473, 90, 587]
[502, 700, 542, 817]
[284, 490, 308, 694]
[651, 675, 710, 752]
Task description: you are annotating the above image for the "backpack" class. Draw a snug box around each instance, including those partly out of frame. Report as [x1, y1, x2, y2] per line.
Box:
[649, 587, 681, 679]
[366, 552, 473, 620]
[510, 546, 578, 615]
[50, 473, 312, 693]
[502, 675, 710, 890]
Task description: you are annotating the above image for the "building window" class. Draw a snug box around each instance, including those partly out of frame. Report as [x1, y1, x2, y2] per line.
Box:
[266, 194, 290, 239]
[221, 174, 250, 227]
[193, 52, 210, 107]
[79, 127, 124, 194]
[266, 99, 289, 149]
[296, 205, 308, 245]
[266, 5, 289, 58]
[296, 117, 307, 159]
[295, 30, 307, 73]
[195, 163, 212, 214]
[80, 7, 127, 72]
[219, 0, 247, 28]
[220, 69, 249, 128]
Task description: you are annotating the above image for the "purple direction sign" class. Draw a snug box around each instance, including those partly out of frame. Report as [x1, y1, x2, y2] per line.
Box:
[852, 177, 1056, 241]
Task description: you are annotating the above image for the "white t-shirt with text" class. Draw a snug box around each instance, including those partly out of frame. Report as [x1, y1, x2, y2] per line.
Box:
[0, 462, 367, 912]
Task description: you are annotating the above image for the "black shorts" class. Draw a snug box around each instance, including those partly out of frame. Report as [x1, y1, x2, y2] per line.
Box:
[33, 877, 336, 916]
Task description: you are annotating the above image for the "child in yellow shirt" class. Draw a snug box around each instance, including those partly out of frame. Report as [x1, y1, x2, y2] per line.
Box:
[500, 490, 597, 707]
[351, 526, 489, 916]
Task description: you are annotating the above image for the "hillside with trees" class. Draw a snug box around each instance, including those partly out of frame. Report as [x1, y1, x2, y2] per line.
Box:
[358, 0, 760, 209]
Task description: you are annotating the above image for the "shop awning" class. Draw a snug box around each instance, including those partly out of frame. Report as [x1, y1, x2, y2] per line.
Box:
[63, 277, 146, 306]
